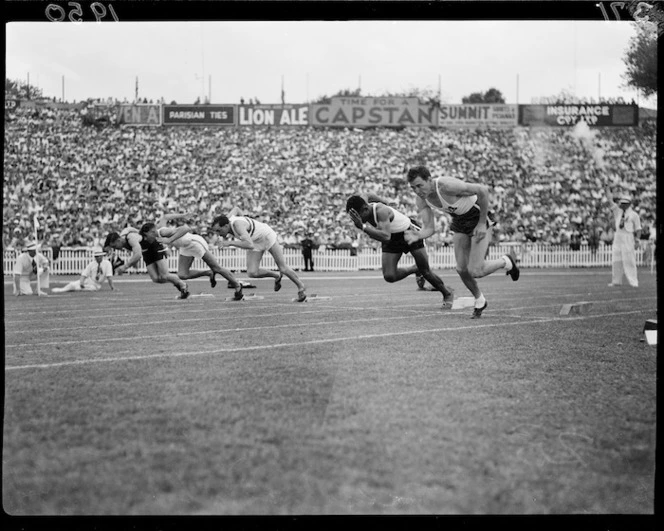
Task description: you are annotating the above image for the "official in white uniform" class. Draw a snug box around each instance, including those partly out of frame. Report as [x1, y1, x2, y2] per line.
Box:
[606, 188, 642, 287]
[52, 249, 115, 292]
[12, 241, 50, 296]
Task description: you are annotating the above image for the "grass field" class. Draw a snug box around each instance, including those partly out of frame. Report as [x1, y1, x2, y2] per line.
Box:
[3, 267, 657, 515]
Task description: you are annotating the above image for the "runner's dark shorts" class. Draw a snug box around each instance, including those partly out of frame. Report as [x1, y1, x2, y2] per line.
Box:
[141, 241, 168, 266]
[450, 206, 493, 235]
[382, 231, 425, 254]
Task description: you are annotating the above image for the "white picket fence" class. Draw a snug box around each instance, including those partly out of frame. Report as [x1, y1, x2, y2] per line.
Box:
[2, 243, 656, 276]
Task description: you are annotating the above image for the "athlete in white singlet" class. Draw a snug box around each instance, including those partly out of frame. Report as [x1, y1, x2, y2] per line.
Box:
[346, 193, 454, 308]
[227, 215, 278, 251]
[406, 166, 519, 319]
[210, 209, 307, 302]
[145, 212, 244, 300]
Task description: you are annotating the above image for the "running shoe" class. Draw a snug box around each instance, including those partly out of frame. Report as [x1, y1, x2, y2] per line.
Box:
[442, 286, 455, 309]
[416, 273, 426, 290]
[179, 283, 190, 299]
[471, 301, 487, 319]
[233, 286, 244, 301]
[296, 290, 307, 302]
[274, 272, 283, 292]
[210, 273, 217, 288]
[505, 251, 520, 281]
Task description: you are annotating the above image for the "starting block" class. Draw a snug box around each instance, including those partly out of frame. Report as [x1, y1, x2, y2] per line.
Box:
[643, 319, 657, 346]
[559, 301, 593, 316]
[292, 293, 331, 302]
[224, 293, 264, 302]
[191, 293, 215, 298]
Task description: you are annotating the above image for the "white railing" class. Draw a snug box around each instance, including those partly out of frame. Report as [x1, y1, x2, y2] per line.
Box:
[3, 242, 655, 276]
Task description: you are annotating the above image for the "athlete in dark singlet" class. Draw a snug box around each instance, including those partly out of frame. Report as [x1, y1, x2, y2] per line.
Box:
[104, 225, 190, 299]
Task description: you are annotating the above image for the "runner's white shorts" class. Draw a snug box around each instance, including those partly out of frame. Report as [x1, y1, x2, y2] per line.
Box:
[178, 234, 210, 259]
[250, 229, 278, 252]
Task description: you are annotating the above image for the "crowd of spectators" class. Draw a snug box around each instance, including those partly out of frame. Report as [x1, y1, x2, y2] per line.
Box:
[3, 103, 657, 257]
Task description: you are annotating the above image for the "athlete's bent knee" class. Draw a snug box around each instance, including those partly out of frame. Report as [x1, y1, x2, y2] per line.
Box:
[383, 273, 398, 283]
[247, 270, 259, 278]
[468, 266, 483, 278]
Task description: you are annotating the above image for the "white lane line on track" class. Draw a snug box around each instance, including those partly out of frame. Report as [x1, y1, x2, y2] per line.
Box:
[5, 309, 650, 371]
[3, 288, 403, 316]
[5, 289, 657, 324]
[5, 293, 656, 330]
[5, 311, 450, 348]
[3, 270, 628, 289]
[4, 307, 355, 335]
[5, 291, 657, 334]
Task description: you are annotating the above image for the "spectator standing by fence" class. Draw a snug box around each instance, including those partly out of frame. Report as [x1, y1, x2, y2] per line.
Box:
[606, 187, 641, 287]
[300, 231, 316, 271]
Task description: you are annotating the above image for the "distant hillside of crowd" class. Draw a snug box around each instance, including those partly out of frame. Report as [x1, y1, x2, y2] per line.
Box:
[3, 104, 656, 253]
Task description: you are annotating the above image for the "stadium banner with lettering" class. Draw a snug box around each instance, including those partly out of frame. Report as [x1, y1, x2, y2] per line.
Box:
[519, 104, 638, 126]
[238, 104, 309, 126]
[116, 104, 162, 126]
[437, 104, 518, 127]
[20, 100, 86, 110]
[310, 97, 437, 127]
[162, 105, 235, 125]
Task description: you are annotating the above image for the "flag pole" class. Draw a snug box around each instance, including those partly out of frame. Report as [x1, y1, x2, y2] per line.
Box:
[281, 75, 285, 105]
[33, 213, 41, 294]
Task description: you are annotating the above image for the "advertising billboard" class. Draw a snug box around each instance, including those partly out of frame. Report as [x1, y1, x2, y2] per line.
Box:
[520, 104, 638, 126]
[438, 104, 518, 127]
[116, 104, 161, 126]
[310, 97, 437, 127]
[162, 105, 235, 125]
[237, 104, 309, 126]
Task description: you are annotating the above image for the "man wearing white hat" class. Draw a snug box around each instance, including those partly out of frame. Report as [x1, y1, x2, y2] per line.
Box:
[606, 186, 642, 287]
[51, 249, 116, 293]
[12, 241, 50, 296]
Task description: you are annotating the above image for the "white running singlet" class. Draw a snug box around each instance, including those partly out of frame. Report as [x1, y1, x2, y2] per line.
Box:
[370, 203, 413, 233]
[425, 177, 479, 216]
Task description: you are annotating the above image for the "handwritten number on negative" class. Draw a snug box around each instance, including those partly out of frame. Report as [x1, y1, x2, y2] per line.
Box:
[45, 3, 119, 22]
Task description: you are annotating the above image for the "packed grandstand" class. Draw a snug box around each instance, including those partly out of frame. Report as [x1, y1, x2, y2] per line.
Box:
[3, 99, 657, 259]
